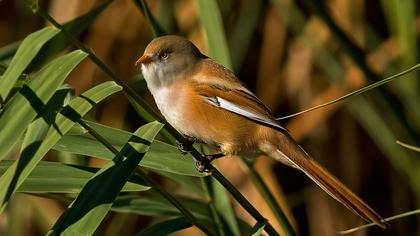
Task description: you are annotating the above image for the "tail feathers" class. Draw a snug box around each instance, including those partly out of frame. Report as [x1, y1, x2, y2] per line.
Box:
[300, 157, 387, 228]
[268, 136, 387, 228]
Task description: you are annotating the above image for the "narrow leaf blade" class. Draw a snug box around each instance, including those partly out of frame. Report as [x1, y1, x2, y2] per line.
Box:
[209, 177, 240, 235]
[0, 81, 121, 212]
[0, 87, 70, 211]
[50, 122, 163, 235]
[112, 195, 213, 221]
[195, 0, 232, 69]
[0, 26, 60, 100]
[28, 0, 113, 71]
[135, 217, 192, 236]
[0, 161, 149, 193]
[0, 50, 87, 160]
[134, 0, 166, 36]
[53, 120, 201, 176]
[250, 221, 267, 236]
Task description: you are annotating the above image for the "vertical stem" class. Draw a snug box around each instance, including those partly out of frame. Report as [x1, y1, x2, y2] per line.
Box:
[209, 166, 280, 236]
[241, 158, 297, 236]
[134, 169, 213, 235]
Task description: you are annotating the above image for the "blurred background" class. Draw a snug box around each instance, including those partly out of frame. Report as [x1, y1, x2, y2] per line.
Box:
[0, 0, 419, 235]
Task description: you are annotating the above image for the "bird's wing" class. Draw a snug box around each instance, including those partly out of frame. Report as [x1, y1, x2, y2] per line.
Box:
[191, 60, 287, 133]
[204, 95, 287, 133]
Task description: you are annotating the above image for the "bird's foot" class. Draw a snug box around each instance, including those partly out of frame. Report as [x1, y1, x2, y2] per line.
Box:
[195, 153, 225, 173]
[176, 136, 196, 155]
[195, 160, 210, 173]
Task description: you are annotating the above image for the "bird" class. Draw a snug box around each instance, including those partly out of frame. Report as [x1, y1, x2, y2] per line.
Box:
[136, 35, 387, 228]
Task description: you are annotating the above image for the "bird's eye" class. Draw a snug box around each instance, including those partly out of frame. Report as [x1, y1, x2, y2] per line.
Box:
[159, 51, 169, 60]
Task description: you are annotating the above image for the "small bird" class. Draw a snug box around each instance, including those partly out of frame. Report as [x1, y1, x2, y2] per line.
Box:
[136, 35, 386, 228]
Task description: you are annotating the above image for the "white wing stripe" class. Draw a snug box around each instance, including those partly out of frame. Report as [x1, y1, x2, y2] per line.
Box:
[203, 96, 287, 132]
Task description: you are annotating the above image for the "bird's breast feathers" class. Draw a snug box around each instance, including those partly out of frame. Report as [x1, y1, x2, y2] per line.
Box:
[153, 86, 188, 130]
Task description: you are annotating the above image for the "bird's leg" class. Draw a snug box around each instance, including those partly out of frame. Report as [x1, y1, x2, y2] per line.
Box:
[204, 153, 225, 161]
[176, 136, 225, 172]
[195, 153, 225, 173]
[176, 136, 196, 155]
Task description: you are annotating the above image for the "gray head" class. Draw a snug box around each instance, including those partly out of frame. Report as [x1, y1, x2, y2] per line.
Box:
[136, 35, 207, 91]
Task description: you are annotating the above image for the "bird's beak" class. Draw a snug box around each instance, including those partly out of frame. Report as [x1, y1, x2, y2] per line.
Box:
[135, 54, 152, 66]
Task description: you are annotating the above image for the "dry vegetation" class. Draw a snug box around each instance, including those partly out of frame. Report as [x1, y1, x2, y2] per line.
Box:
[0, 0, 419, 235]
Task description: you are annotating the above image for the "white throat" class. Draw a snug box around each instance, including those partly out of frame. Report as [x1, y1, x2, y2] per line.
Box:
[141, 63, 168, 95]
[141, 63, 188, 135]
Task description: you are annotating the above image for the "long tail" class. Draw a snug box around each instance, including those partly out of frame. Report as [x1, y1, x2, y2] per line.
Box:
[266, 132, 387, 228]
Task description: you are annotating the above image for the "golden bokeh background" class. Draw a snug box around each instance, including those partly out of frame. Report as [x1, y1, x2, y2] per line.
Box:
[0, 0, 419, 235]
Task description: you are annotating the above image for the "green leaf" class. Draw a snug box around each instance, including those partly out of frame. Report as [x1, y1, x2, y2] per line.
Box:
[236, 218, 254, 235]
[144, 141, 201, 176]
[53, 120, 202, 177]
[0, 26, 60, 101]
[380, 0, 420, 125]
[154, 171, 203, 194]
[0, 81, 121, 213]
[27, 0, 113, 71]
[228, 0, 262, 71]
[0, 61, 30, 92]
[241, 158, 295, 235]
[135, 217, 192, 236]
[134, 0, 166, 36]
[0, 86, 70, 210]
[0, 161, 148, 193]
[0, 50, 87, 161]
[207, 177, 240, 236]
[0, 1, 111, 63]
[50, 122, 163, 236]
[112, 195, 212, 221]
[0, 41, 20, 62]
[195, 0, 232, 69]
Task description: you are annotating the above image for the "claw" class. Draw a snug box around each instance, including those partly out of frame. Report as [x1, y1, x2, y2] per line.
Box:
[175, 136, 225, 173]
[176, 140, 193, 155]
[194, 153, 225, 173]
[204, 153, 224, 161]
[195, 160, 209, 173]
